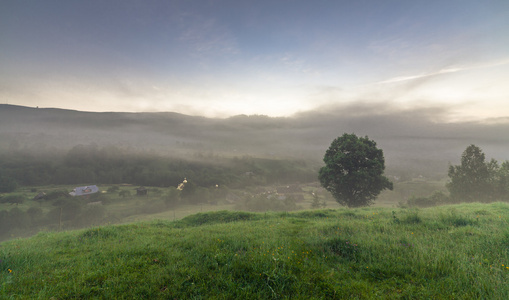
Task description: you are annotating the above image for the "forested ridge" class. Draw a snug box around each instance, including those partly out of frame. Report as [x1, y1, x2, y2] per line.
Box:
[0, 144, 317, 191]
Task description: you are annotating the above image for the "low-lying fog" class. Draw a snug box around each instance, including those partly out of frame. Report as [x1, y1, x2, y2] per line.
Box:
[2, 103, 508, 179]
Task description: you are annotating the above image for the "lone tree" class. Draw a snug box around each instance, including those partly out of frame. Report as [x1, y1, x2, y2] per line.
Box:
[447, 144, 497, 202]
[319, 133, 393, 207]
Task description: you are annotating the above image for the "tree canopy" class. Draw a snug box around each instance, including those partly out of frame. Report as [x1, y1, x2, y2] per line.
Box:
[447, 144, 500, 202]
[319, 133, 393, 207]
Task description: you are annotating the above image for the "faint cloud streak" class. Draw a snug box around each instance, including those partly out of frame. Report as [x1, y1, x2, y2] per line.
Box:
[377, 58, 509, 84]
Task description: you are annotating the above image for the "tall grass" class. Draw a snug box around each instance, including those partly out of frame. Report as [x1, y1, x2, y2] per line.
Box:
[1, 203, 508, 299]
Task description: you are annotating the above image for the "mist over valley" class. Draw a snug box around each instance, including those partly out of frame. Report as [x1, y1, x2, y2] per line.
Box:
[2, 103, 508, 180]
[2, 1, 509, 297]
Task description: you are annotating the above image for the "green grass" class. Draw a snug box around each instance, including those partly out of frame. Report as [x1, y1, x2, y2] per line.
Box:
[1, 203, 509, 299]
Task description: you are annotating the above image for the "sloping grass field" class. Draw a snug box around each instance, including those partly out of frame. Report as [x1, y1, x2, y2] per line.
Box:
[1, 203, 509, 299]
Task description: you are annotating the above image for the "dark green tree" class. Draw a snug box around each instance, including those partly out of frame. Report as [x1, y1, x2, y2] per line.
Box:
[318, 133, 393, 207]
[496, 161, 509, 200]
[447, 144, 497, 202]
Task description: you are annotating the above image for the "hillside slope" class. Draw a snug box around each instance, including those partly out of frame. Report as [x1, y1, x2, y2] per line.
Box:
[1, 204, 508, 299]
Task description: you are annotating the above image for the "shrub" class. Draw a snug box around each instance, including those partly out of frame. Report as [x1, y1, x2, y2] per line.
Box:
[45, 190, 70, 200]
[408, 191, 448, 208]
[107, 186, 120, 193]
[0, 195, 24, 205]
[119, 190, 131, 198]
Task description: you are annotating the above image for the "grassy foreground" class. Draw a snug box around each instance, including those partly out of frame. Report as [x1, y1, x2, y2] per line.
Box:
[1, 203, 509, 299]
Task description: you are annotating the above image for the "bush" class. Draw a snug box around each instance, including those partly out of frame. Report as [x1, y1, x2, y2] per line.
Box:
[0, 195, 24, 205]
[107, 186, 120, 193]
[408, 191, 448, 208]
[48, 199, 82, 224]
[118, 190, 131, 198]
[408, 197, 433, 207]
[45, 190, 71, 201]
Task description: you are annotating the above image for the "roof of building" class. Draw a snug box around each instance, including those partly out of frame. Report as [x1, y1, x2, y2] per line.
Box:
[69, 185, 99, 196]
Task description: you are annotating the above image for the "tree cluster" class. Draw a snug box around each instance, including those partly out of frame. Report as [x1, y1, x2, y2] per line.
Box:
[319, 134, 509, 208]
[447, 144, 509, 202]
[0, 194, 106, 240]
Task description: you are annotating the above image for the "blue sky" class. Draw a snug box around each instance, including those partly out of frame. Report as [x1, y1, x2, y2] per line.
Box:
[1, 0, 508, 121]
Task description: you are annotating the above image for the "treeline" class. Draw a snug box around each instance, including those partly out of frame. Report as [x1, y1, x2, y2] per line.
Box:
[408, 145, 509, 207]
[0, 144, 318, 192]
[0, 193, 107, 241]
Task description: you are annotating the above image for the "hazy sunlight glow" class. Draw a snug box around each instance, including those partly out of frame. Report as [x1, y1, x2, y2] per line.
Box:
[1, 1, 508, 121]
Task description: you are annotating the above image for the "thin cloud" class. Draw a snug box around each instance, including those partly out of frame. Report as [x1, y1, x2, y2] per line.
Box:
[378, 58, 509, 84]
[378, 68, 461, 84]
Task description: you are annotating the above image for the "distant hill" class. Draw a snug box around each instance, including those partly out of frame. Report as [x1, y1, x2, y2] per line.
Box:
[1, 104, 509, 178]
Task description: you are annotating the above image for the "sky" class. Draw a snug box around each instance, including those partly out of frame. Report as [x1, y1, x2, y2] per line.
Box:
[1, 0, 508, 121]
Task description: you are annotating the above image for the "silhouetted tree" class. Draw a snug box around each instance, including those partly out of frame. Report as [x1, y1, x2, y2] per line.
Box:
[447, 145, 496, 202]
[319, 133, 393, 207]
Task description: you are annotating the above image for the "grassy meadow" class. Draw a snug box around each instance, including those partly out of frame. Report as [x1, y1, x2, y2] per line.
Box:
[1, 202, 509, 299]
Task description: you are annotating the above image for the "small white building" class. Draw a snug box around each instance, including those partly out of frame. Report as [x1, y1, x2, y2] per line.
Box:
[69, 185, 99, 196]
